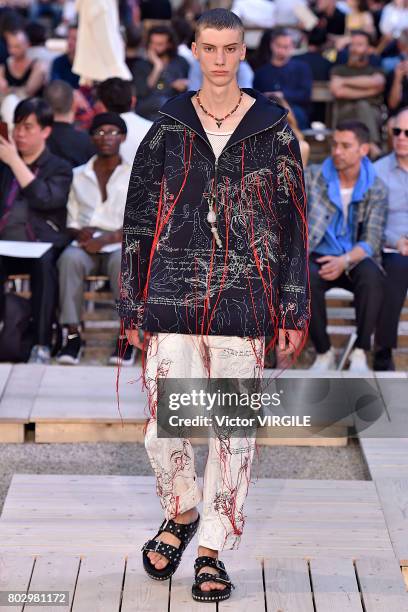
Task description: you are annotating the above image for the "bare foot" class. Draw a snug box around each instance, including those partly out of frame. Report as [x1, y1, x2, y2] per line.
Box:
[196, 545, 226, 592]
[147, 507, 199, 570]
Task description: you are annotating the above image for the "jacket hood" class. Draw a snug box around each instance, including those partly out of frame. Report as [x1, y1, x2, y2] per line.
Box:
[159, 88, 288, 150]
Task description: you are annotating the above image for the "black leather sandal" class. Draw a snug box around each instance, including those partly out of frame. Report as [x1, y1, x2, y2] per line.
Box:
[141, 512, 200, 580]
[192, 555, 235, 602]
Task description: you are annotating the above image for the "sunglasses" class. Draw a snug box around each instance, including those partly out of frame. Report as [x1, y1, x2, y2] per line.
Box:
[392, 127, 408, 137]
[92, 129, 122, 138]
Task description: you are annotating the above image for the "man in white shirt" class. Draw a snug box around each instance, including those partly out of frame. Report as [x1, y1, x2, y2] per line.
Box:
[95, 77, 152, 166]
[56, 112, 132, 366]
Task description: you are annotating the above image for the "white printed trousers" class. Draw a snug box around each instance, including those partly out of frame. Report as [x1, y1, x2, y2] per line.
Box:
[143, 332, 264, 551]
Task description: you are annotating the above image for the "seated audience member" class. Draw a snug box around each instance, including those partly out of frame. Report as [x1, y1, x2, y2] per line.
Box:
[172, 17, 195, 68]
[44, 80, 95, 167]
[50, 24, 79, 89]
[380, 0, 408, 40]
[188, 57, 254, 90]
[315, 0, 346, 37]
[0, 98, 73, 364]
[305, 120, 387, 371]
[56, 113, 133, 366]
[373, 107, 408, 370]
[29, 0, 63, 29]
[125, 24, 151, 100]
[134, 25, 189, 121]
[253, 28, 313, 129]
[344, 0, 375, 38]
[95, 77, 152, 166]
[298, 28, 333, 81]
[330, 31, 385, 152]
[386, 31, 408, 113]
[25, 21, 58, 78]
[0, 28, 46, 98]
[381, 28, 408, 74]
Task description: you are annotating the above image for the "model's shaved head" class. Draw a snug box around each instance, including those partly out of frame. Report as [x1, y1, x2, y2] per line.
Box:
[195, 8, 244, 42]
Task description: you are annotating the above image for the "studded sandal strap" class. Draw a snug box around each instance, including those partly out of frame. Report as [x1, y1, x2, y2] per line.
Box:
[158, 515, 199, 546]
[141, 539, 182, 565]
[194, 572, 234, 588]
[194, 555, 225, 574]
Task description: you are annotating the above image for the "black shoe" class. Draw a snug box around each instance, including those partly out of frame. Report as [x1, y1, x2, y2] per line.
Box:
[108, 339, 137, 366]
[142, 512, 200, 581]
[192, 555, 235, 602]
[56, 332, 84, 365]
[373, 348, 395, 371]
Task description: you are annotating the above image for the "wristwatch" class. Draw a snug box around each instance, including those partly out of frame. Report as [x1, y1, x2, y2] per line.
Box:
[344, 252, 352, 271]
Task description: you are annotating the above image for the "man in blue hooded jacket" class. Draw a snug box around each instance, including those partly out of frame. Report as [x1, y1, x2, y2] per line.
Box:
[305, 120, 387, 372]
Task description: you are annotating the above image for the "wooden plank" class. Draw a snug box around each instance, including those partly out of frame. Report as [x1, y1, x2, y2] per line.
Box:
[374, 478, 408, 565]
[218, 557, 265, 609]
[31, 365, 148, 422]
[0, 423, 24, 443]
[0, 475, 395, 559]
[71, 553, 125, 612]
[0, 554, 34, 612]
[0, 364, 12, 398]
[264, 558, 314, 611]
[169, 549, 217, 611]
[0, 364, 33, 421]
[27, 554, 80, 612]
[121, 553, 169, 611]
[35, 423, 147, 443]
[356, 557, 408, 611]
[359, 438, 408, 479]
[310, 558, 362, 611]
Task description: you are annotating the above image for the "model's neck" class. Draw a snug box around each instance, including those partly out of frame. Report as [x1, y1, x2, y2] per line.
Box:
[197, 80, 242, 116]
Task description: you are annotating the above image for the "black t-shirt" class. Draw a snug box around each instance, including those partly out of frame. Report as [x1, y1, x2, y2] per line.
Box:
[316, 8, 346, 36]
[298, 51, 333, 81]
[46, 122, 95, 168]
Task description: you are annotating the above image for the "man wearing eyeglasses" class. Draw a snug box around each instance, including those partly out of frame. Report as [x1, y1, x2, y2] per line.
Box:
[56, 112, 133, 366]
[373, 108, 408, 370]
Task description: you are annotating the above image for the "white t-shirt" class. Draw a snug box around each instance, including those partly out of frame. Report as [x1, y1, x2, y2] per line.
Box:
[340, 186, 353, 231]
[205, 130, 233, 160]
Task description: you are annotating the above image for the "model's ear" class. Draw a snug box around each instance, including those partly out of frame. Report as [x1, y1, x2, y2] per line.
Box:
[191, 41, 198, 59]
[240, 42, 247, 61]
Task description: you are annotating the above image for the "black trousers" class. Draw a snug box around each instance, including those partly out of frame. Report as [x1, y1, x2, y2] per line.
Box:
[309, 253, 385, 353]
[375, 253, 408, 349]
[0, 247, 61, 347]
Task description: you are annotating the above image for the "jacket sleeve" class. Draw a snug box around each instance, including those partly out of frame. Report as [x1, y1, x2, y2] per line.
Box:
[357, 176, 388, 258]
[274, 122, 310, 332]
[21, 160, 73, 212]
[117, 117, 167, 329]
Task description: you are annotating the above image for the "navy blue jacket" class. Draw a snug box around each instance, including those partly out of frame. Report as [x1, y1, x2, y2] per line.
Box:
[118, 88, 310, 337]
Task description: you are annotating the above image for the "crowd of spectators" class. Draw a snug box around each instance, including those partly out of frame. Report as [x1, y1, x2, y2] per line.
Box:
[0, 0, 406, 372]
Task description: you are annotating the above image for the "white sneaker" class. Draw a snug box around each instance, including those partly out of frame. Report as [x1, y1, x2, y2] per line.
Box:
[310, 347, 336, 371]
[348, 348, 370, 373]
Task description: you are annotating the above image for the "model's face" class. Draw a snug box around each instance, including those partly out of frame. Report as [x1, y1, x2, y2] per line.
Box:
[191, 28, 246, 87]
[6, 32, 28, 60]
[148, 33, 171, 57]
[331, 130, 369, 171]
[92, 123, 125, 157]
[270, 35, 293, 64]
[393, 111, 408, 158]
[13, 113, 51, 157]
